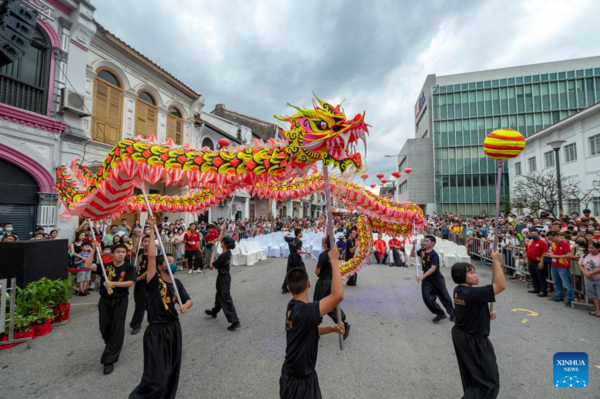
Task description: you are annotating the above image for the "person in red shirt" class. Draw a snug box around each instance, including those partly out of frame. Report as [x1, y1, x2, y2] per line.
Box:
[373, 234, 388, 264]
[545, 231, 574, 306]
[204, 224, 220, 269]
[388, 236, 405, 267]
[525, 228, 549, 297]
[183, 223, 203, 274]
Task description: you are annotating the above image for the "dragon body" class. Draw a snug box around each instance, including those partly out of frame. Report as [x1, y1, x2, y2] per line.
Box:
[55, 97, 423, 277]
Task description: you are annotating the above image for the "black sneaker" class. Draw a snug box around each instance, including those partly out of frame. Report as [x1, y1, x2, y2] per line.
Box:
[282, 289, 289, 294]
[432, 314, 447, 323]
[449, 316, 455, 323]
[103, 363, 114, 375]
[528, 290, 539, 294]
[227, 321, 241, 331]
[205, 310, 217, 319]
[343, 322, 351, 340]
[131, 327, 140, 335]
[537, 293, 548, 297]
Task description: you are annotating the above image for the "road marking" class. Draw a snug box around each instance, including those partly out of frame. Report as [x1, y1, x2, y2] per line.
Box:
[70, 302, 97, 306]
[579, 338, 588, 342]
[595, 365, 600, 370]
[521, 318, 529, 324]
[511, 308, 539, 317]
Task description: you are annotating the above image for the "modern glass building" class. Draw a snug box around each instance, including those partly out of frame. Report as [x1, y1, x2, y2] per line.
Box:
[397, 56, 600, 216]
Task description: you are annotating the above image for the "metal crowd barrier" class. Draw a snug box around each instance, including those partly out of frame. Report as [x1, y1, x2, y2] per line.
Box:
[433, 231, 592, 309]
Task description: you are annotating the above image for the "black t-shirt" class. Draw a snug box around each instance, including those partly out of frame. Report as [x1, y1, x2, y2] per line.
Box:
[417, 248, 441, 277]
[136, 253, 148, 277]
[213, 250, 232, 275]
[285, 236, 302, 255]
[344, 238, 356, 261]
[145, 273, 190, 324]
[453, 285, 495, 336]
[99, 262, 136, 298]
[283, 300, 321, 376]
[316, 250, 332, 279]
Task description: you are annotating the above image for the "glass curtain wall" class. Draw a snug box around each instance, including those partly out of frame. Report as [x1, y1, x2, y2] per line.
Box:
[432, 67, 600, 216]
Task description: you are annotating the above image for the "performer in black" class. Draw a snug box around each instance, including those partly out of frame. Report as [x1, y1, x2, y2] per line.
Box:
[206, 236, 241, 331]
[314, 235, 350, 340]
[280, 245, 345, 399]
[451, 249, 504, 399]
[345, 228, 358, 286]
[130, 235, 150, 335]
[282, 228, 311, 294]
[410, 235, 455, 323]
[130, 217, 192, 399]
[84, 241, 136, 375]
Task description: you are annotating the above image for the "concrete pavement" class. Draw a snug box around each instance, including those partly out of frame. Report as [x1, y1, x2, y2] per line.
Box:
[1, 257, 598, 398]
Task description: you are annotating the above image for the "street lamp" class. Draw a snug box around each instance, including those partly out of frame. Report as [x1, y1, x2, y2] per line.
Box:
[547, 140, 566, 216]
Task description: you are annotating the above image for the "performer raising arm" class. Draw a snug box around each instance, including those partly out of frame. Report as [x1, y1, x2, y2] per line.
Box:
[130, 217, 193, 399]
[280, 244, 345, 399]
[281, 228, 311, 294]
[450, 249, 505, 399]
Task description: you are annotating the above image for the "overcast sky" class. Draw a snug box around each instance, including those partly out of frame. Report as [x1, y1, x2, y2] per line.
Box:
[95, 0, 600, 187]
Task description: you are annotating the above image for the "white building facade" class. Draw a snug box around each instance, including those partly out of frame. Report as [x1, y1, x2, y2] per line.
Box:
[508, 103, 600, 216]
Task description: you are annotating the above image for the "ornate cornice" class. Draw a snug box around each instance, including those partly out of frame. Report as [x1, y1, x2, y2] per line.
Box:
[0, 103, 67, 134]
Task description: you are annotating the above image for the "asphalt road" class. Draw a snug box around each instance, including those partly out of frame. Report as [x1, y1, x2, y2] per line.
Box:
[1, 256, 598, 399]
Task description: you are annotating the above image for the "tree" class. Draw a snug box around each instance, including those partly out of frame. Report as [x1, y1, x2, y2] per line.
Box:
[511, 171, 580, 216]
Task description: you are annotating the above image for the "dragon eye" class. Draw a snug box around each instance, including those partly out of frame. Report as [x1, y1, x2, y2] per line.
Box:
[319, 121, 327, 129]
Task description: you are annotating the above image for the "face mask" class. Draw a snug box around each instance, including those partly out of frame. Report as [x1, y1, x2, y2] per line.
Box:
[123, 238, 129, 242]
[104, 250, 111, 254]
[169, 234, 174, 237]
[169, 263, 178, 274]
[530, 235, 538, 240]
[145, 230, 150, 235]
[6, 227, 13, 232]
[111, 229, 117, 233]
[527, 223, 533, 228]
[578, 241, 587, 247]
[35, 237, 42, 240]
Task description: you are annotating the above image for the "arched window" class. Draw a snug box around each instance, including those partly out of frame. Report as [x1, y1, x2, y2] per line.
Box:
[92, 68, 123, 145]
[202, 137, 214, 150]
[0, 25, 50, 114]
[167, 106, 183, 144]
[135, 90, 157, 138]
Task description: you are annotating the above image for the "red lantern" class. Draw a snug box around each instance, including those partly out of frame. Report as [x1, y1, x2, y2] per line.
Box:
[370, 183, 376, 189]
[404, 167, 412, 174]
[391, 171, 401, 178]
[361, 173, 369, 180]
[376, 173, 384, 179]
[218, 138, 230, 147]
[381, 179, 388, 184]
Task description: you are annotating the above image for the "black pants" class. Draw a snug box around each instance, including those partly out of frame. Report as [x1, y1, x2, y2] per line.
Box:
[130, 280, 146, 330]
[212, 274, 239, 323]
[186, 250, 203, 271]
[130, 322, 182, 399]
[313, 278, 346, 324]
[452, 326, 500, 399]
[282, 254, 305, 291]
[374, 251, 388, 264]
[528, 260, 547, 294]
[391, 249, 401, 266]
[280, 366, 322, 399]
[346, 272, 358, 286]
[421, 274, 455, 316]
[99, 296, 128, 365]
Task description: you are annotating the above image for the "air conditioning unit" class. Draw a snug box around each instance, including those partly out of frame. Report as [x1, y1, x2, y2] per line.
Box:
[60, 87, 87, 116]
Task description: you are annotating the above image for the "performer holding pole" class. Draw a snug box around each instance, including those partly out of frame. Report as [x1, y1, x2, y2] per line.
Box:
[313, 234, 350, 340]
[450, 249, 504, 398]
[129, 234, 149, 335]
[279, 243, 345, 398]
[130, 217, 193, 398]
[83, 232, 136, 375]
[138, 180, 183, 307]
[323, 166, 344, 350]
[281, 228, 311, 294]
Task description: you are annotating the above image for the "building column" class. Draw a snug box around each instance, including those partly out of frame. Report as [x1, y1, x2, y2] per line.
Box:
[287, 200, 293, 217]
[244, 197, 250, 220]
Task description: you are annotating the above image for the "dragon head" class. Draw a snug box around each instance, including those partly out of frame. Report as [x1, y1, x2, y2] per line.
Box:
[275, 95, 369, 173]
